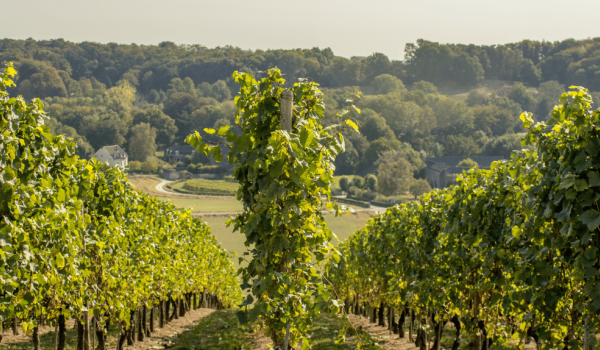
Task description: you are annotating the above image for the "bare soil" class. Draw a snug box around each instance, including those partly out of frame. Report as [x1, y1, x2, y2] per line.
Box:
[0, 308, 216, 350]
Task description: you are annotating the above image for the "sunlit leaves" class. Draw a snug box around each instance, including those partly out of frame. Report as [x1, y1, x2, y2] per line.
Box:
[0, 63, 242, 331]
[325, 87, 600, 349]
[187, 68, 357, 348]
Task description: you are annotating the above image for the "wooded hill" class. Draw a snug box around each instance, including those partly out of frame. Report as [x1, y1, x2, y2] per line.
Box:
[1, 37, 599, 96]
[1, 37, 599, 179]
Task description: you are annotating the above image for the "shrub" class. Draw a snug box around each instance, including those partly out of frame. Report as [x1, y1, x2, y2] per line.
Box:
[187, 163, 196, 173]
[365, 174, 378, 192]
[339, 177, 350, 192]
[128, 160, 141, 172]
[141, 160, 158, 173]
[347, 186, 362, 197]
[352, 176, 365, 189]
[198, 165, 228, 174]
[409, 179, 432, 199]
[458, 158, 478, 168]
[223, 175, 236, 183]
[362, 191, 378, 201]
[180, 170, 192, 180]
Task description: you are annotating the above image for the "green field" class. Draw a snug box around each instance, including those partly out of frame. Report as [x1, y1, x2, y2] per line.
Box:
[158, 196, 242, 213]
[332, 175, 357, 193]
[203, 211, 377, 268]
[169, 178, 238, 195]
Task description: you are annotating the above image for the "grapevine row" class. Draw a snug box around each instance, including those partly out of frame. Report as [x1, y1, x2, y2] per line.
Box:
[325, 87, 600, 349]
[0, 63, 242, 349]
[186, 68, 355, 349]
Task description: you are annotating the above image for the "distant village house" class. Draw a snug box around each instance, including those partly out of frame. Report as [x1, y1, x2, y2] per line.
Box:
[425, 156, 504, 188]
[164, 144, 196, 163]
[93, 145, 128, 167]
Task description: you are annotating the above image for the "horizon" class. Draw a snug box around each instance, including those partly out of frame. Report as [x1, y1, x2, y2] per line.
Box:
[6, 0, 600, 60]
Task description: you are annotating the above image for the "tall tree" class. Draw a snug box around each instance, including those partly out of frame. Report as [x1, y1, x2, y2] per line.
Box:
[376, 151, 415, 196]
[372, 74, 406, 95]
[129, 123, 157, 161]
[508, 82, 537, 112]
[132, 108, 178, 148]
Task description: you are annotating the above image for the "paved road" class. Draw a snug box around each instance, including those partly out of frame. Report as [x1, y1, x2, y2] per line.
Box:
[155, 180, 200, 197]
[156, 179, 388, 215]
[191, 206, 387, 217]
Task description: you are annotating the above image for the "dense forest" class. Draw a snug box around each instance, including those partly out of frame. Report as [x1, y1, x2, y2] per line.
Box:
[1, 37, 599, 176]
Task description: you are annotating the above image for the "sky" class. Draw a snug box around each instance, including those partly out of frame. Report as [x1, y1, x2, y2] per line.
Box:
[5, 0, 600, 60]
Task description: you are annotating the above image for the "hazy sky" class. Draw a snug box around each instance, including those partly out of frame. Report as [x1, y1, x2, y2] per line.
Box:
[5, 0, 600, 60]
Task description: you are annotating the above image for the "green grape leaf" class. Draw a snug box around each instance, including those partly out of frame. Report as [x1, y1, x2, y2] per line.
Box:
[55, 253, 65, 269]
[579, 210, 600, 231]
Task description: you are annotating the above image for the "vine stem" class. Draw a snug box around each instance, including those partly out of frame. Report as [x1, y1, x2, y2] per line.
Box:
[322, 274, 366, 348]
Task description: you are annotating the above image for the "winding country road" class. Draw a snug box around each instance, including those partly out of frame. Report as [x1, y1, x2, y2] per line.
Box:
[155, 180, 199, 196]
[155, 179, 387, 216]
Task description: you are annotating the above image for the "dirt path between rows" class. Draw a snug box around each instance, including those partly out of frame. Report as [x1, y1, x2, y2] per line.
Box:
[343, 314, 537, 350]
[118, 308, 215, 350]
[0, 308, 216, 350]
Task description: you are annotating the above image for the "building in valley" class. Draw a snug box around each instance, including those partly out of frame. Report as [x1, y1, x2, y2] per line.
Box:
[164, 144, 196, 163]
[93, 145, 128, 167]
[425, 156, 504, 188]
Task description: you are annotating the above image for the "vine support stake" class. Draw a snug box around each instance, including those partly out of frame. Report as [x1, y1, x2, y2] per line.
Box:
[284, 321, 290, 350]
[54, 323, 58, 350]
[281, 90, 293, 133]
[583, 316, 589, 350]
[281, 88, 293, 350]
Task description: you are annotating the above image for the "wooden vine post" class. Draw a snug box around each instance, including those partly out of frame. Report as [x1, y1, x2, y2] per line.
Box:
[281, 89, 292, 350]
[281, 90, 293, 133]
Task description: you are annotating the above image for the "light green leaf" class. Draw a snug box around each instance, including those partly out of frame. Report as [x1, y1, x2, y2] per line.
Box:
[345, 119, 359, 132]
[56, 253, 65, 269]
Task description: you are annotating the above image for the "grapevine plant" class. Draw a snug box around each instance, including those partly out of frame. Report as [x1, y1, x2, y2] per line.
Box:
[0, 62, 242, 347]
[187, 68, 358, 349]
[324, 87, 600, 349]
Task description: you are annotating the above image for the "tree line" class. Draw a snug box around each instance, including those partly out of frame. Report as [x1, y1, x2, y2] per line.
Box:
[1, 37, 599, 194]
[2, 37, 598, 97]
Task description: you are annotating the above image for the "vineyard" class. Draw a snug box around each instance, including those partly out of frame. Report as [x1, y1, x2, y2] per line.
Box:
[0, 62, 242, 350]
[5, 52, 600, 350]
[325, 88, 600, 349]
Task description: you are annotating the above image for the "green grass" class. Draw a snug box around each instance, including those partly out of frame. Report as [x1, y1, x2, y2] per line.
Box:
[324, 211, 377, 243]
[309, 314, 382, 350]
[170, 310, 253, 350]
[166, 310, 382, 350]
[203, 211, 376, 270]
[158, 197, 242, 213]
[180, 179, 238, 195]
[332, 175, 357, 193]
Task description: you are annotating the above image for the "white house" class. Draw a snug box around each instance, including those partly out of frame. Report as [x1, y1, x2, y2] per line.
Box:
[94, 145, 128, 167]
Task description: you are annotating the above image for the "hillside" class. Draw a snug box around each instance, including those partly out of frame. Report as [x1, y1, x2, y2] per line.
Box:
[1, 37, 599, 184]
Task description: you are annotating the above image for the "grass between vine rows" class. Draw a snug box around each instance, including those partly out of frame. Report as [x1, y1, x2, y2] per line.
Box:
[168, 309, 383, 350]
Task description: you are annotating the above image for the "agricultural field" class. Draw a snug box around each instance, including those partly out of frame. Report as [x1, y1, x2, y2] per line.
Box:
[203, 210, 378, 269]
[158, 196, 242, 213]
[128, 175, 242, 213]
[169, 178, 238, 195]
[127, 174, 166, 196]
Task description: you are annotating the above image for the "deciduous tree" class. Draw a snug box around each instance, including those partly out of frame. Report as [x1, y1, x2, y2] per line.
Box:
[129, 123, 157, 161]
